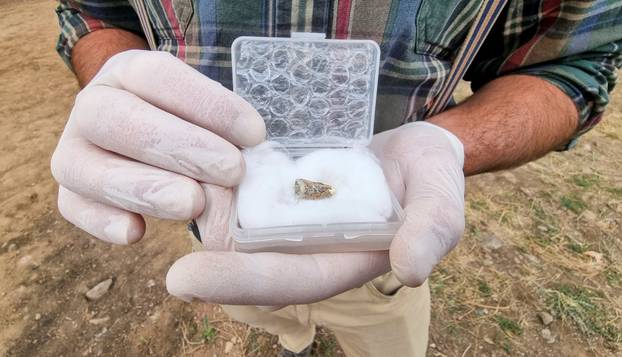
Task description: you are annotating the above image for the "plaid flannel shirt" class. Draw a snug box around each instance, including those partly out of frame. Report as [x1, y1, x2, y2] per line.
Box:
[56, 0, 622, 145]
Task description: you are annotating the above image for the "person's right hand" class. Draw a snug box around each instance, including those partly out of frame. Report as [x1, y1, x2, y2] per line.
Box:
[51, 50, 266, 244]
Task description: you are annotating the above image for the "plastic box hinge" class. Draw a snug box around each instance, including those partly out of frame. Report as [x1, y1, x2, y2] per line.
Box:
[290, 32, 326, 40]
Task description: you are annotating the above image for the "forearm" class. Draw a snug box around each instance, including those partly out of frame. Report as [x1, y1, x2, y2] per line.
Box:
[429, 75, 579, 176]
[72, 28, 148, 87]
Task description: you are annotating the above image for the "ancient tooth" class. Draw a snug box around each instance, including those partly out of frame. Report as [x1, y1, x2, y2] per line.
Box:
[294, 178, 336, 200]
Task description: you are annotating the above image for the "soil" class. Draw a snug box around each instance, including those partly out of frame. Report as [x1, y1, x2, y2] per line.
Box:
[1, 1, 620, 356]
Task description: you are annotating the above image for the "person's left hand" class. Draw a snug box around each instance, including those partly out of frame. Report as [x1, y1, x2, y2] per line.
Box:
[165, 122, 465, 305]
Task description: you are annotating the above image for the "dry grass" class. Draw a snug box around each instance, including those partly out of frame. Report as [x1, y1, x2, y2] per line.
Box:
[424, 82, 622, 356]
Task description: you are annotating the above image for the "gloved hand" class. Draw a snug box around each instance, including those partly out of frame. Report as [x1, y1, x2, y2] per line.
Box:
[166, 121, 465, 305]
[51, 50, 266, 244]
[370, 121, 465, 286]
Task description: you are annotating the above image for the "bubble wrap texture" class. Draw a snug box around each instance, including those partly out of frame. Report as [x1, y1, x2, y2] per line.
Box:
[232, 38, 379, 147]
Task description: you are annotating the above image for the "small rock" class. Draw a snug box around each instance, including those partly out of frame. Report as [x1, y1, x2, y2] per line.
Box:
[524, 254, 540, 264]
[540, 328, 556, 343]
[501, 172, 518, 184]
[8, 243, 17, 252]
[85, 279, 113, 301]
[89, 317, 110, 325]
[584, 251, 604, 264]
[519, 187, 534, 197]
[481, 234, 504, 251]
[35, 313, 41, 321]
[429, 343, 436, 349]
[582, 210, 598, 222]
[149, 311, 161, 322]
[94, 327, 108, 339]
[538, 311, 554, 326]
[537, 225, 548, 233]
[147, 279, 156, 288]
[18, 255, 37, 268]
[224, 341, 233, 354]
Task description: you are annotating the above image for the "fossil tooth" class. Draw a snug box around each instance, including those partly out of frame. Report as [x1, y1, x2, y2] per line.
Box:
[294, 178, 336, 200]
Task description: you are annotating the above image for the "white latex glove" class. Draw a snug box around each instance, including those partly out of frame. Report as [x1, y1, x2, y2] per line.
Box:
[370, 122, 465, 286]
[51, 50, 266, 244]
[166, 121, 465, 305]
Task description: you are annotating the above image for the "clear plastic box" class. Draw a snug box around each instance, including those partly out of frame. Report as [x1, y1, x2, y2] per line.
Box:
[229, 33, 404, 254]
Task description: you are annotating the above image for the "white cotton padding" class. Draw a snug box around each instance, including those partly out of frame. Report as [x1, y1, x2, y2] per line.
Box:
[237, 141, 394, 228]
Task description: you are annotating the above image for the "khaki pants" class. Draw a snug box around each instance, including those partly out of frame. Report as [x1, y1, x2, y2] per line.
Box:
[190, 235, 430, 357]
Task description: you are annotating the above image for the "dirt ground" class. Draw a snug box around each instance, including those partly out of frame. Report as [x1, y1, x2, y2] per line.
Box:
[1, 1, 620, 356]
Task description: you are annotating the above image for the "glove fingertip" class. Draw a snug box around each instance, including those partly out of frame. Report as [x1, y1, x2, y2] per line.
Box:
[121, 214, 146, 244]
[390, 258, 431, 288]
[396, 271, 429, 288]
[166, 253, 206, 302]
[165, 260, 188, 299]
[389, 229, 434, 288]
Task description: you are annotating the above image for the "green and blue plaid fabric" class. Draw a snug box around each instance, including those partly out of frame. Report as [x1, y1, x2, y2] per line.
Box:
[56, 0, 622, 145]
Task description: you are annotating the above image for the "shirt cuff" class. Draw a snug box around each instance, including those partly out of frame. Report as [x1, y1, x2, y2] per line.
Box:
[56, 5, 116, 70]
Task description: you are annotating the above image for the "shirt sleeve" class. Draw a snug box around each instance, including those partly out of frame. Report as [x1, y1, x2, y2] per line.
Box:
[511, 41, 621, 148]
[466, 2, 622, 149]
[55, 0, 143, 70]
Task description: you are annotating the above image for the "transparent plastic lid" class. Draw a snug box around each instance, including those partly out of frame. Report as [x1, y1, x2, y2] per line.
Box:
[231, 34, 380, 148]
